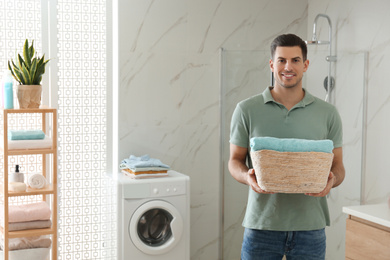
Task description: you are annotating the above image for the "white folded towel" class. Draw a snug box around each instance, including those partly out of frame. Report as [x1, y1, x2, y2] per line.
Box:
[28, 174, 47, 189]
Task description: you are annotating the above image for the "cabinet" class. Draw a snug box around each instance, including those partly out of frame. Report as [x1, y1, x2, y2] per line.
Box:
[0, 107, 57, 260]
[343, 204, 390, 260]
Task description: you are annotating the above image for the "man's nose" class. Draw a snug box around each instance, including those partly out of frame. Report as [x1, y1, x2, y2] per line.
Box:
[284, 61, 293, 70]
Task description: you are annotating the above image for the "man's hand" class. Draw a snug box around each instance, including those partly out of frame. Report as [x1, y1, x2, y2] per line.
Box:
[305, 171, 336, 197]
[247, 169, 274, 194]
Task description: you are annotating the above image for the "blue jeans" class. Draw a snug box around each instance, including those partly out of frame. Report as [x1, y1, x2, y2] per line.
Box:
[241, 228, 326, 260]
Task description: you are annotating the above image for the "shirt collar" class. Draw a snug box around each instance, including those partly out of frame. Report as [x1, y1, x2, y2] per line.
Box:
[262, 86, 315, 107]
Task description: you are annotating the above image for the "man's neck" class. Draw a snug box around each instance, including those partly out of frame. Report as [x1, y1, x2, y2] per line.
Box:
[270, 85, 305, 110]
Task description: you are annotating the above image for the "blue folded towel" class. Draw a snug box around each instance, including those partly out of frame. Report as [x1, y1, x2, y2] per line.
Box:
[8, 130, 46, 140]
[250, 137, 334, 153]
[120, 154, 170, 170]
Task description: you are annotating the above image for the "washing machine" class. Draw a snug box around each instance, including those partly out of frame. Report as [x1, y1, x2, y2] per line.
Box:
[116, 170, 190, 260]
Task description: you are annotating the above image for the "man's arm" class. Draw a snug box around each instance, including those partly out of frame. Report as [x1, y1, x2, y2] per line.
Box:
[306, 147, 345, 197]
[228, 143, 272, 194]
[330, 147, 345, 187]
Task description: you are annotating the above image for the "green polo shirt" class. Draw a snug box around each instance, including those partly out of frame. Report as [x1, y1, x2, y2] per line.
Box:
[230, 86, 343, 231]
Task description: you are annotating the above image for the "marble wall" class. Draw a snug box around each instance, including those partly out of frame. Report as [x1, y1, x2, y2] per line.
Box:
[118, 1, 306, 259]
[118, 0, 390, 259]
[307, 0, 390, 258]
[308, 0, 390, 207]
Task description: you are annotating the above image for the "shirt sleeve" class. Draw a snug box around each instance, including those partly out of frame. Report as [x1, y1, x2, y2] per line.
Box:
[328, 107, 343, 148]
[229, 103, 250, 148]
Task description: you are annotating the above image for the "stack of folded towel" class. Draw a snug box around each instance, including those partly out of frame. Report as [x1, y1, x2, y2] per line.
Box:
[5, 129, 52, 151]
[249, 137, 334, 193]
[0, 202, 52, 255]
[120, 154, 170, 179]
[250, 136, 334, 153]
[8, 130, 45, 141]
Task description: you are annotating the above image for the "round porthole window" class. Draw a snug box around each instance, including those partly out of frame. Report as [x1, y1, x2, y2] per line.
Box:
[129, 200, 183, 255]
[137, 208, 173, 247]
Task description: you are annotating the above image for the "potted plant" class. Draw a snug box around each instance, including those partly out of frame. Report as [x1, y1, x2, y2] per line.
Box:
[8, 39, 50, 108]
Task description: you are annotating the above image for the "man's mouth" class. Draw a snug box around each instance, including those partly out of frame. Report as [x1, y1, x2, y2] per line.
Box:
[282, 73, 295, 79]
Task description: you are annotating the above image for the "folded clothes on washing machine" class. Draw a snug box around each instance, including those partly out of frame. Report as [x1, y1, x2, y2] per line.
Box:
[119, 154, 170, 179]
[121, 169, 168, 179]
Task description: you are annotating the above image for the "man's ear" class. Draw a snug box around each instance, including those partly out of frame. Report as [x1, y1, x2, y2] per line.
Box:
[303, 59, 309, 72]
[269, 59, 274, 72]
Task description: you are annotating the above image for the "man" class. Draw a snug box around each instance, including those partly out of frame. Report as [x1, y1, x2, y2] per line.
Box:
[228, 34, 345, 260]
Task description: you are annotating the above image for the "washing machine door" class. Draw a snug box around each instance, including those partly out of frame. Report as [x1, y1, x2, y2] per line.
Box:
[129, 200, 184, 255]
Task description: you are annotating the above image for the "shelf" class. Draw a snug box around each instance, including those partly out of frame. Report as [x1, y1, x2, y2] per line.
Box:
[1, 147, 55, 155]
[0, 184, 54, 196]
[1, 106, 57, 259]
[0, 227, 55, 238]
[2, 106, 56, 114]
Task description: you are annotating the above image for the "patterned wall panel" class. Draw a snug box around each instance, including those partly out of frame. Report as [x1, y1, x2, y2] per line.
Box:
[0, 0, 115, 259]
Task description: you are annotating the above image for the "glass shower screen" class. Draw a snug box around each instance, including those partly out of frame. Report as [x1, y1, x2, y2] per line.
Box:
[220, 49, 366, 260]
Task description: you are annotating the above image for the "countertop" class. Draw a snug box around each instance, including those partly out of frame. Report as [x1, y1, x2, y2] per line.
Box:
[343, 203, 390, 228]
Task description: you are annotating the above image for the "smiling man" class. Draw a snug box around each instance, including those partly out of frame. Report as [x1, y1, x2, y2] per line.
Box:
[228, 34, 345, 260]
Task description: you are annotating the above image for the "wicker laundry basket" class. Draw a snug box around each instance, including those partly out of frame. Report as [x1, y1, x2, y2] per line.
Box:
[250, 150, 334, 193]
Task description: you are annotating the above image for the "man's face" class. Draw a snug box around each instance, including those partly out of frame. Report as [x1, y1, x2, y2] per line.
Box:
[270, 46, 309, 89]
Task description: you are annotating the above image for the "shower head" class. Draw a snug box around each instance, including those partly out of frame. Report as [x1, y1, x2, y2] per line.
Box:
[306, 13, 336, 62]
[306, 14, 332, 47]
[305, 40, 330, 45]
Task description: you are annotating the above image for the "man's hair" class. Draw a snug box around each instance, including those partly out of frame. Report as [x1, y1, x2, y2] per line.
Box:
[270, 34, 307, 61]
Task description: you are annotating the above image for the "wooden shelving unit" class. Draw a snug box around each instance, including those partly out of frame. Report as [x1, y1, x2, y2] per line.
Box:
[1, 107, 57, 260]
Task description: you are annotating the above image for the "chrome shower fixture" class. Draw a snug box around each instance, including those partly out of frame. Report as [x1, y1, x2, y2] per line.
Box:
[305, 13, 337, 62]
[305, 13, 337, 103]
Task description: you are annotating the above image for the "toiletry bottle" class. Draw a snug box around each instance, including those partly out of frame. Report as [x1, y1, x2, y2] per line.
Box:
[3, 70, 14, 109]
[9, 164, 24, 183]
[0, 71, 3, 108]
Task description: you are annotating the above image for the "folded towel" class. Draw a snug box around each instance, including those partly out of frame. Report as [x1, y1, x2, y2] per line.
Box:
[120, 155, 170, 170]
[250, 137, 334, 153]
[0, 248, 50, 260]
[0, 236, 51, 250]
[0, 202, 51, 223]
[28, 174, 47, 189]
[4, 219, 52, 231]
[8, 182, 26, 192]
[119, 166, 169, 172]
[122, 168, 168, 175]
[8, 130, 45, 140]
[122, 170, 169, 179]
[4, 136, 52, 150]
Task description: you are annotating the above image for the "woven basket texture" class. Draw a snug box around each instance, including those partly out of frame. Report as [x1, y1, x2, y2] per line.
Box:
[250, 150, 334, 193]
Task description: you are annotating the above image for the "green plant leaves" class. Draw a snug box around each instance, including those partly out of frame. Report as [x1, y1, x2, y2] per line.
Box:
[8, 39, 49, 85]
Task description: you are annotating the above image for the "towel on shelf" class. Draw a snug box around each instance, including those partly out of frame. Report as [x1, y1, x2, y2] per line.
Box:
[0, 202, 51, 223]
[250, 137, 334, 153]
[4, 136, 52, 150]
[27, 174, 47, 189]
[5, 219, 52, 231]
[8, 130, 45, 140]
[0, 247, 50, 260]
[0, 236, 51, 251]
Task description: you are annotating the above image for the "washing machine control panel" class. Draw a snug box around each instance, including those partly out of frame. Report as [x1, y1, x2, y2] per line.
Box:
[150, 181, 186, 197]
